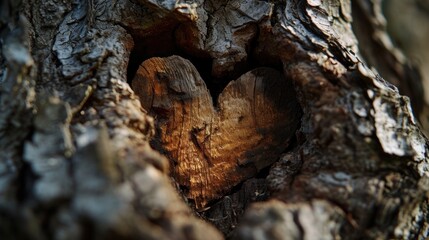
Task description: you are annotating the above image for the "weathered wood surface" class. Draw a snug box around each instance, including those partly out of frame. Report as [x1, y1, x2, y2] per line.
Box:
[132, 56, 301, 209]
[382, 0, 429, 132]
[352, 0, 425, 121]
[1, 0, 429, 239]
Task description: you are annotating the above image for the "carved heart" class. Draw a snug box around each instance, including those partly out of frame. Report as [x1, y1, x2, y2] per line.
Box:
[132, 56, 300, 209]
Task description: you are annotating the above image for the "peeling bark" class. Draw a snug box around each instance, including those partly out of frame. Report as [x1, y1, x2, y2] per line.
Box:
[0, 0, 428, 239]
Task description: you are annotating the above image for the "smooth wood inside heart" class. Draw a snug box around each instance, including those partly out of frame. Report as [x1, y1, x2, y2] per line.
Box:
[132, 55, 301, 209]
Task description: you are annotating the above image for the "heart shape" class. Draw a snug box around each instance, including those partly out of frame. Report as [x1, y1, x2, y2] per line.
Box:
[132, 56, 300, 209]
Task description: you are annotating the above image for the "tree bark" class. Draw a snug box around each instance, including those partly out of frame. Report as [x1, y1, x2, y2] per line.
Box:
[0, 0, 428, 239]
[383, 0, 429, 133]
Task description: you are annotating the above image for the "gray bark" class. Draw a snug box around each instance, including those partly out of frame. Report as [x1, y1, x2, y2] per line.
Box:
[0, 0, 428, 239]
[383, 0, 429, 133]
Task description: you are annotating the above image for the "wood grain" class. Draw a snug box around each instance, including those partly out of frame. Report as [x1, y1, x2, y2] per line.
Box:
[132, 55, 301, 209]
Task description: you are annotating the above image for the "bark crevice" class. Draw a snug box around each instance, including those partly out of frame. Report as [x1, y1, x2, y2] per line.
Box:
[1, 0, 429, 239]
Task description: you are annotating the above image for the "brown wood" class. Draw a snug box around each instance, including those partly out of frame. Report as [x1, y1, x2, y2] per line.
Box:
[2, 0, 429, 239]
[132, 56, 301, 209]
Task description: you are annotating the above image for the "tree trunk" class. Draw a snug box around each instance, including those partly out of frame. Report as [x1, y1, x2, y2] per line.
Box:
[0, 0, 428, 239]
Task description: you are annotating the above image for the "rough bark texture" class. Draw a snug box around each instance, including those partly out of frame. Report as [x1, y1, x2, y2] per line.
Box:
[0, 0, 428, 239]
[383, 0, 429, 133]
